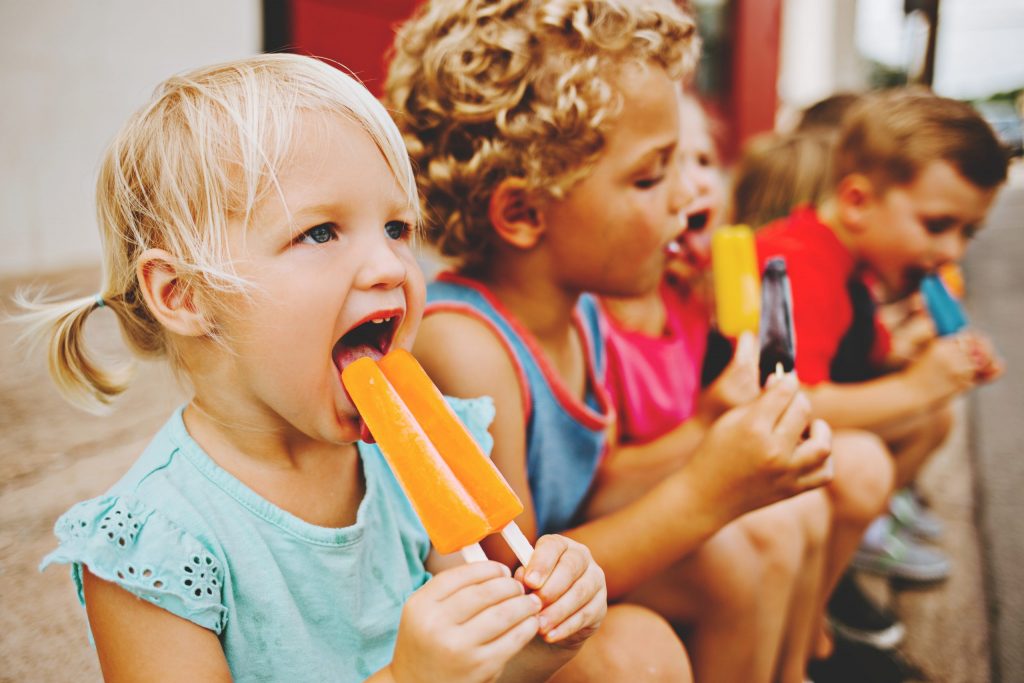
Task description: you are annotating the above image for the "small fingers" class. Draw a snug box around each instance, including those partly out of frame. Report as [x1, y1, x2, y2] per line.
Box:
[539, 571, 606, 643]
[521, 535, 570, 592]
[749, 373, 800, 427]
[531, 543, 592, 608]
[445, 575, 528, 625]
[774, 390, 813, 445]
[424, 561, 511, 602]
[477, 607, 542, 664]
[464, 592, 542, 644]
[789, 419, 833, 475]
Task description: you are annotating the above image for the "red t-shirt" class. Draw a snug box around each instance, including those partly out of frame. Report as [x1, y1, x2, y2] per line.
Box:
[756, 207, 889, 385]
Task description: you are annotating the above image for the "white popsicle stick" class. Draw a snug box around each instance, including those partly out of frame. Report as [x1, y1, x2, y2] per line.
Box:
[501, 521, 534, 567]
[460, 543, 488, 563]
[775, 361, 785, 378]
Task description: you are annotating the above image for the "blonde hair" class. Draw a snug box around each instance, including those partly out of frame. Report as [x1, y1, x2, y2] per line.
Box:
[731, 130, 835, 230]
[16, 53, 417, 413]
[384, 0, 698, 274]
[835, 87, 1008, 193]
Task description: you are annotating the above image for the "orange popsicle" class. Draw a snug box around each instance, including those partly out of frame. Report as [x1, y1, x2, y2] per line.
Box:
[711, 224, 761, 338]
[342, 357, 491, 554]
[938, 262, 965, 299]
[378, 349, 524, 531]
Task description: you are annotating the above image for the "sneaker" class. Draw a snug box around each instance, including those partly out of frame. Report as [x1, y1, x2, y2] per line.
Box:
[807, 633, 922, 683]
[852, 515, 950, 583]
[828, 572, 905, 649]
[889, 487, 944, 541]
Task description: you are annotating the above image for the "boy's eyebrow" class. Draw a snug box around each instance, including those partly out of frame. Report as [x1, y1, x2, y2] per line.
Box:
[628, 140, 678, 170]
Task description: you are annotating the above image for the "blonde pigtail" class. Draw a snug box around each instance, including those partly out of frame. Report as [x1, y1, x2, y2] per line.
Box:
[13, 290, 134, 414]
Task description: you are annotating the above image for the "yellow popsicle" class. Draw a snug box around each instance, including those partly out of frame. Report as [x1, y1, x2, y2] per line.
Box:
[712, 224, 761, 337]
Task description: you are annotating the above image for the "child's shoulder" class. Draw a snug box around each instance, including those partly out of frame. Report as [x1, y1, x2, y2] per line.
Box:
[39, 406, 231, 631]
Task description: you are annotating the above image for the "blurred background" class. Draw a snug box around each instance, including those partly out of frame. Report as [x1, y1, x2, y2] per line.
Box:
[1, 1, 1021, 681]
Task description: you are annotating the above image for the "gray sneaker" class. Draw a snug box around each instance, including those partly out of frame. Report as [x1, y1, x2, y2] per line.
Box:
[888, 487, 944, 541]
[852, 515, 950, 583]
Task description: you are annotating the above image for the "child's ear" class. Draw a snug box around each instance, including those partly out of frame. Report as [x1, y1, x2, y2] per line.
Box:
[489, 178, 545, 249]
[834, 173, 876, 233]
[136, 248, 208, 337]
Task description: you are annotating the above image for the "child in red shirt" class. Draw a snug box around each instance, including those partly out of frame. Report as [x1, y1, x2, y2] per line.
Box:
[756, 89, 1006, 589]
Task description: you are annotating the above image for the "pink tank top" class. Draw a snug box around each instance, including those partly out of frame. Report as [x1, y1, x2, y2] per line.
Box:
[602, 283, 709, 446]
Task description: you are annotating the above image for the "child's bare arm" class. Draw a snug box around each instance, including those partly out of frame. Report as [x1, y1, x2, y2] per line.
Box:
[805, 330, 999, 430]
[82, 567, 232, 682]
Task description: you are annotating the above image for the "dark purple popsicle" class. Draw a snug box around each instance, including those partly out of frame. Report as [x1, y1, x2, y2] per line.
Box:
[759, 257, 797, 385]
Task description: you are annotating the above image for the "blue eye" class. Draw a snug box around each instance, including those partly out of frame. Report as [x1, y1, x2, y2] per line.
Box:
[385, 220, 411, 240]
[298, 224, 337, 245]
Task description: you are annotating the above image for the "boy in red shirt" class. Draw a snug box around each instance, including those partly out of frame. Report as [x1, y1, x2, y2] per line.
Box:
[756, 88, 1006, 587]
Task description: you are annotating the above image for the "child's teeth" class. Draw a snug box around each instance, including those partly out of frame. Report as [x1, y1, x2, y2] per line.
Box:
[371, 317, 389, 324]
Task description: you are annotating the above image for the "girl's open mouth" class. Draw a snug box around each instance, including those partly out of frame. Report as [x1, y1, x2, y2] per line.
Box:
[331, 312, 402, 374]
[686, 208, 711, 232]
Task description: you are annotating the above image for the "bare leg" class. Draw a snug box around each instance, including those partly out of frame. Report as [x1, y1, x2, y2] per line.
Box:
[809, 429, 895, 660]
[549, 603, 692, 682]
[743, 491, 830, 683]
[875, 403, 954, 490]
[625, 522, 790, 683]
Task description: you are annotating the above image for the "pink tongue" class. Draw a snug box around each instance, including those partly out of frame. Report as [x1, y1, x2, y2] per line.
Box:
[360, 420, 376, 444]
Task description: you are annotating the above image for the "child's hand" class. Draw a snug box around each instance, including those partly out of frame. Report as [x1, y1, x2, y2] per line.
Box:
[964, 331, 1005, 383]
[906, 331, 1000, 402]
[389, 561, 541, 683]
[883, 300, 937, 369]
[690, 373, 833, 519]
[515, 535, 607, 650]
[697, 332, 761, 422]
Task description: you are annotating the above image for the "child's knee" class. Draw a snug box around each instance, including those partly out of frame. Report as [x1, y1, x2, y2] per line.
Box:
[693, 527, 764, 613]
[741, 505, 807, 579]
[828, 430, 896, 525]
[566, 604, 692, 682]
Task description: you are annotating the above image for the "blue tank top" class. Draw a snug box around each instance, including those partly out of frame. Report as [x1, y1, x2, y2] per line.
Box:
[426, 273, 612, 536]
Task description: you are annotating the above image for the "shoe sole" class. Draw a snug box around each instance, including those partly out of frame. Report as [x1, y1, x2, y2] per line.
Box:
[850, 552, 950, 583]
[829, 618, 906, 650]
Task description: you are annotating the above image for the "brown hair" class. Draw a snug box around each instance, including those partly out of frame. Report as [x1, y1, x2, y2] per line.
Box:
[834, 87, 1008, 192]
[384, 0, 698, 274]
[731, 130, 835, 229]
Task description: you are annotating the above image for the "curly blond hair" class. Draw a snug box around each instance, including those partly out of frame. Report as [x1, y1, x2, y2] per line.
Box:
[384, 0, 698, 274]
[15, 54, 417, 412]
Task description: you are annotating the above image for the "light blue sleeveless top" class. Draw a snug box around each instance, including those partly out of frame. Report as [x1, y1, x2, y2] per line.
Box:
[426, 273, 612, 536]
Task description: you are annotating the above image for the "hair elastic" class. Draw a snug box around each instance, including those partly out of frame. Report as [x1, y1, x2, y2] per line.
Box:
[94, 294, 106, 309]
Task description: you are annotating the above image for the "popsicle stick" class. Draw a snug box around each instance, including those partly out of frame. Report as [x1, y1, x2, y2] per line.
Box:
[775, 362, 785, 378]
[461, 543, 488, 563]
[501, 522, 534, 567]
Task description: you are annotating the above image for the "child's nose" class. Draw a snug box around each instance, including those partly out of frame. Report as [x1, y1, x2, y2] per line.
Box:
[355, 235, 408, 290]
[672, 164, 695, 216]
[934, 231, 968, 265]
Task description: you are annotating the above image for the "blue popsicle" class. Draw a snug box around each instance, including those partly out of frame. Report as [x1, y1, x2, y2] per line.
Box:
[920, 273, 968, 336]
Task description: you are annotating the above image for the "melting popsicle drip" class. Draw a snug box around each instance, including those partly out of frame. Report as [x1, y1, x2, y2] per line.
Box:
[758, 257, 797, 385]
